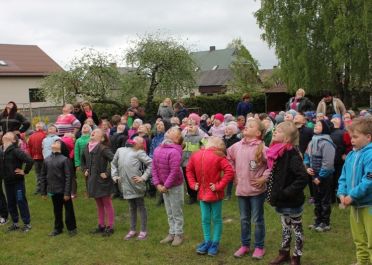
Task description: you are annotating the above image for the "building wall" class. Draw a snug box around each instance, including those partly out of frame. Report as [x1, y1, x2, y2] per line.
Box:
[0, 76, 58, 108]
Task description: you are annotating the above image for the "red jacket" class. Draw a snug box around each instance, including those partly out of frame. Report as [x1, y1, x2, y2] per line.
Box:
[186, 147, 234, 202]
[28, 130, 47, 160]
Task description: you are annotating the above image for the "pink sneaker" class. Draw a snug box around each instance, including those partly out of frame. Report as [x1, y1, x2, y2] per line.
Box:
[137, 231, 147, 240]
[234, 246, 249, 258]
[124, 230, 136, 240]
[252, 247, 265, 259]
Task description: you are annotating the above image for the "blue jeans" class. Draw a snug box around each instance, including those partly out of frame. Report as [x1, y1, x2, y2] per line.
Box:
[200, 200, 222, 243]
[238, 193, 265, 248]
[4, 180, 31, 224]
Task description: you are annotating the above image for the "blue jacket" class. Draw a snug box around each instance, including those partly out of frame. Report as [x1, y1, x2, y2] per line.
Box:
[304, 134, 335, 179]
[337, 142, 372, 207]
[149, 133, 164, 158]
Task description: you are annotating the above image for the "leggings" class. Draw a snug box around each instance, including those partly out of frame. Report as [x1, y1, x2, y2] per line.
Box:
[95, 196, 114, 228]
[280, 214, 304, 257]
[128, 198, 147, 232]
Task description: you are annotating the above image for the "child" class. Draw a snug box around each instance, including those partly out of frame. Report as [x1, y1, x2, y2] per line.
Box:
[186, 136, 234, 256]
[337, 117, 372, 265]
[55, 104, 81, 136]
[27, 121, 46, 194]
[128, 119, 142, 139]
[152, 127, 184, 246]
[208, 113, 225, 138]
[304, 120, 335, 232]
[100, 120, 111, 137]
[42, 124, 60, 159]
[40, 139, 77, 236]
[182, 114, 207, 205]
[266, 121, 308, 265]
[130, 125, 150, 154]
[227, 119, 270, 259]
[81, 128, 115, 236]
[61, 133, 77, 198]
[111, 136, 152, 240]
[262, 116, 274, 147]
[1, 132, 34, 232]
[110, 124, 128, 154]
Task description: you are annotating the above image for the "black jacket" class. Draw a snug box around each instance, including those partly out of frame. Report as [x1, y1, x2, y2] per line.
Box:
[268, 149, 308, 208]
[0, 112, 30, 133]
[40, 152, 73, 196]
[298, 126, 313, 155]
[0, 144, 34, 184]
[330, 128, 346, 165]
[78, 111, 99, 126]
[110, 132, 128, 153]
[286, 97, 315, 113]
[223, 134, 240, 149]
[175, 108, 188, 122]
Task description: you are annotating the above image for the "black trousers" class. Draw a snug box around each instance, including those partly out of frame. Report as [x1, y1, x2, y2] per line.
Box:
[51, 194, 77, 232]
[313, 177, 332, 225]
[0, 179, 8, 219]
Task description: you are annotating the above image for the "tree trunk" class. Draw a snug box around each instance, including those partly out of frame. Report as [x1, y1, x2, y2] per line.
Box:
[145, 67, 159, 112]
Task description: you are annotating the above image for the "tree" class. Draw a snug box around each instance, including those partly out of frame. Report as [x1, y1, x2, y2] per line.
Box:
[41, 48, 124, 108]
[227, 38, 261, 94]
[125, 34, 197, 110]
[255, 0, 371, 107]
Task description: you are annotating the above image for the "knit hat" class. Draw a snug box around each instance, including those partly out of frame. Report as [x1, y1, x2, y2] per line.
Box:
[214, 113, 224, 123]
[319, 119, 332, 135]
[224, 114, 234, 124]
[188, 113, 201, 125]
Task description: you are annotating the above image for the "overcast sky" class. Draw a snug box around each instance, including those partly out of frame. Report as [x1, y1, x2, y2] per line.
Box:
[1, 0, 277, 69]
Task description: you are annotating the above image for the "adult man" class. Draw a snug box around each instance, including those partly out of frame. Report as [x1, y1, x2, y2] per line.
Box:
[129, 97, 145, 120]
[316, 91, 346, 119]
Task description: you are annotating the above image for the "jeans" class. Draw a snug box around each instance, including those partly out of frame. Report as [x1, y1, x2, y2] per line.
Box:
[0, 179, 8, 219]
[200, 200, 222, 242]
[4, 180, 31, 224]
[238, 193, 266, 248]
[128, 197, 147, 232]
[163, 184, 184, 235]
[51, 193, 76, 232]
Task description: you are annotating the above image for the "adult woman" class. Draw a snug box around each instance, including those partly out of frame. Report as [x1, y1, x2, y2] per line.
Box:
[157, 98, 174, 122]
[78, 101, 99, 126]
[286, 88, 314, 113]
[236, 94, 253, 117]
[54, 104, 81, 137]
[0, 101, 30, 135]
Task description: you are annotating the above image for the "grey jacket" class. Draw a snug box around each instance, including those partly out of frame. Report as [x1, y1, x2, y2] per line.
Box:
[111, 147, 152, 199]
[157, 104, 174, 121]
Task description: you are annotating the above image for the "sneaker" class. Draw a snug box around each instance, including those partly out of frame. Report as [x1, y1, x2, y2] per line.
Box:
[124, 230, 137, 240]
[160, 234, 174, 244]
[224, 195, 232, 201]
[207, 242, 219, 256]
[171, 234, 183, 246]
[68, 229, 77, 237]
[308, 223, 319, 230]
[137, 231, 147, 240]
[21, 224, 32, 232]
[234, 246, 250, 258]
[90, 225, 105, 234]
[48, 230, 63, 236]
[315, 223, 331, 232]
[0, 217, 8, 225]
[196, 241, 211, 255]
[7, 223, 20, 232]
[102, 227, 114, 237]
[252, 247, 265, 259]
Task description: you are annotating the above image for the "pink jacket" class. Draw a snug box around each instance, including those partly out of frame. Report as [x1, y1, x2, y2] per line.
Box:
[152, 143, 183, 189]
[227, 138, 270, 196]
[208, 124, 226, 138]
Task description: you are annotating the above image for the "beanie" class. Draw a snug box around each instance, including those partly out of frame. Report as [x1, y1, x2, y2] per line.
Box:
[214, 113, 224, 123]
[224, 114, 234, 124]
[319, 119, 331, 135]
[188, 113, 201, 125]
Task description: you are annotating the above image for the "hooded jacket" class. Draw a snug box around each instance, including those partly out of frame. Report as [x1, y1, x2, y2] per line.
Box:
[28, 130, 47, 160]
[186, 147, 234, 202]
[337, 143, 372, 207]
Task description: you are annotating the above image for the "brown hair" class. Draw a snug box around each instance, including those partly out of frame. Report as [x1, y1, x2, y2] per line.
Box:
[276, 121, 299, 145]
[82, 101, 93, 110]
[347, 117, 372, 137]
[247, 119, 266, 165]
[242, 93, 250, 100]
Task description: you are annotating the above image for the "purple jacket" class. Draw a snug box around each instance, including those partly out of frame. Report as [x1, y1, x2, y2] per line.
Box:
[152, 143, 183, 189]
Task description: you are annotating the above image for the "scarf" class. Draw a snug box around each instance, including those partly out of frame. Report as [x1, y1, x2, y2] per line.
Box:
[85, 110, 93, 118]
[88, 141, 99, 152]
[266, 142, 293, 170]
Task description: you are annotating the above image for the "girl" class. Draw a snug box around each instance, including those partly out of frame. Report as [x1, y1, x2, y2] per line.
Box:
[186, 136, 234, 256]
[111, 136, 152, 240]
[266, 121, 308, 265]
[208, 113, 225, 138]
[1, 132, 34, 232]
[128, 119, 143, 139]
[227, 119, 270, 259]
[81, 128, 115, 236]
[55, 104, 81, 137]
[152, 127, 184, 246]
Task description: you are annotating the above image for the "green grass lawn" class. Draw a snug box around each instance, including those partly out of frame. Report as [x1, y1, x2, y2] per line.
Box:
[0, 171, 355, 265]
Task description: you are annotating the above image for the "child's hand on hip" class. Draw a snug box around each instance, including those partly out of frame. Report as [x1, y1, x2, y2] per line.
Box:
[251, 176, 266, 188]
[14, 168, 25, 175]
[100, 173, 108, 179]
[209, 183, 216, 191]
[132, 176, 143, 183]
[194, 183, 199, 191]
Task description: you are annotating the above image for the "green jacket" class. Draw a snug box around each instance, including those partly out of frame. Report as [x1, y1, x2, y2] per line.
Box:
[74, 134, 90, 167]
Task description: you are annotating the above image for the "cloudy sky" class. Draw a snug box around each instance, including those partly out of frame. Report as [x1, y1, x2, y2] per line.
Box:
[1, 0, 277, 69]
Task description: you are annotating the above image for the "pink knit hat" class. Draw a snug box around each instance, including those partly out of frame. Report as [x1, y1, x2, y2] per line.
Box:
[214, 113, 224, 123]
[188, 113, 201, 125]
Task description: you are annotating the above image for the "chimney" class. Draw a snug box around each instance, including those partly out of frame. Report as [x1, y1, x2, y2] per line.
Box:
[209, 46, 216, 52]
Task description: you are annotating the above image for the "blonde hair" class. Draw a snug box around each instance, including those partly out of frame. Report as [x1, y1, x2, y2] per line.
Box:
[205, 136, 226, 156]
[166, 127, 183, 145]
[246, 119, 266, 165]
[276, 121, 299, 145]
[296, 88, 305, 97]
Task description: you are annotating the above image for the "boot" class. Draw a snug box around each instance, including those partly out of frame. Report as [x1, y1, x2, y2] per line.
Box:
[160, 234, 174, 244]
[290, 255, 301, 265]
[171, 234, 184, 246]
[269, 249, 290, 265]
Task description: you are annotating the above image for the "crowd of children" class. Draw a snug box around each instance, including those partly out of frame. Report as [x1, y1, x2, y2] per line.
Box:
[0, 98, 371, 265]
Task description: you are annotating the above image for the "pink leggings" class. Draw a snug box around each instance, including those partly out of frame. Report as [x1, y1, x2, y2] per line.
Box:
[95, 196, 115, 228]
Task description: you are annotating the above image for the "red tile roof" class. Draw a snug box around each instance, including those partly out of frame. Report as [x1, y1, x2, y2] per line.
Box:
[0, 44, 63, 76]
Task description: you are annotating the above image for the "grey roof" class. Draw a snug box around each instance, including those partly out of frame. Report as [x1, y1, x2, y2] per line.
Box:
[197, 69, 232, 86]
[191, 48, 236, 71]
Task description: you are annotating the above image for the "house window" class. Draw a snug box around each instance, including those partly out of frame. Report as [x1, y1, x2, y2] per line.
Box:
[29, 88, 45, 102]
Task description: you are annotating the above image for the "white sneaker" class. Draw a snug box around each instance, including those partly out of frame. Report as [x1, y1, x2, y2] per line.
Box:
[0, 217, 8, 225]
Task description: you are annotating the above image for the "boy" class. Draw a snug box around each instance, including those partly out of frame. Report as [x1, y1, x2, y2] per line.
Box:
[338, 117, 372, 265]
[42, 124, 60, 159]
[41, 139, 77, 236]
